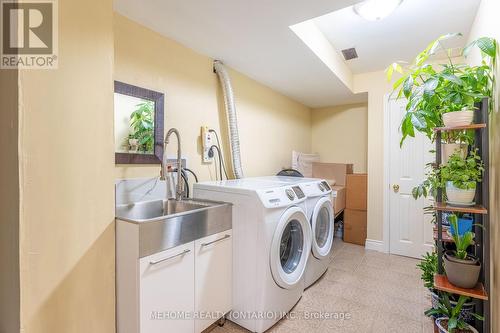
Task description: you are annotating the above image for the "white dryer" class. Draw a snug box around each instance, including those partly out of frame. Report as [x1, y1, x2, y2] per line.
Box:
[300, 180, 335, 287]
[193, 179, 311, 333]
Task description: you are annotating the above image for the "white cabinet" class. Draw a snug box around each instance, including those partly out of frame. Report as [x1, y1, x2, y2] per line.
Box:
[195, 230, 233, 332]
[139, 242, 195, 333]
[116, 220, 233, 333]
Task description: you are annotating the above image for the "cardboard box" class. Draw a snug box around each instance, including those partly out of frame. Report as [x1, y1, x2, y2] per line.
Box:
[343, 209, 367, 246]
[331, 185, 345, 216]
[346, 173, 367, 211]
[312, 163, 353, 186]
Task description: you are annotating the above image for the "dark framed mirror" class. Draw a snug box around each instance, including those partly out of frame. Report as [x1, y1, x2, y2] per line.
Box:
[114, 81, 164, 164]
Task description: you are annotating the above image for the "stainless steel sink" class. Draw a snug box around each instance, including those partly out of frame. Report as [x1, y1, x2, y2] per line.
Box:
[116, 199, 215, 222]
[116, 198, 232, 257]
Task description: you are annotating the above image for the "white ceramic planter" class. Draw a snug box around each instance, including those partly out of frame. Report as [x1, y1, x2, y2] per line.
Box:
[441, 143, 468, 165]
[435, 317, 478, 333]
[446, 181, 475, 205]
[442, 110, 474, 127]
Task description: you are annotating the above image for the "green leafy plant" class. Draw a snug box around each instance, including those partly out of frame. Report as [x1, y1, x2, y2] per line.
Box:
[442, 129, 475, 145]
[417, 252, 437, 289]
[387, 34, 497, 146]
[413, 149, 484, 199]
[441, 149, 484, 190]
[448, 214, 475, 260]
[129, 100, 154, 153]
[412, 161, 443, 199]
[425, 294, 483, 332]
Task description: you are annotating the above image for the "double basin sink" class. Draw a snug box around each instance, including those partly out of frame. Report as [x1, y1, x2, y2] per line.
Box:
[116, 198, 232, 257]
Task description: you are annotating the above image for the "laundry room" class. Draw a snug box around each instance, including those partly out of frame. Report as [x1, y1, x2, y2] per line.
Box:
[1, 1, 499, 333]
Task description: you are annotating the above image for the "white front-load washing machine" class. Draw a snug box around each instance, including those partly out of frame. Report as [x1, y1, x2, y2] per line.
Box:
[252, 176, 335, 288]
[193, 179, 311, 333]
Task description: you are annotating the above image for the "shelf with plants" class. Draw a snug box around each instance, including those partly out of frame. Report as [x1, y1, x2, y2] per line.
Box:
[434, 202, 487, 215]
[434, 124, 487, 132]
[388, 33, 496, 333]
[434, 275, 488, 301]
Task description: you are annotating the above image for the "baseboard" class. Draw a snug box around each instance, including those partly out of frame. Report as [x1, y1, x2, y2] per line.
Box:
[364, 239, 386, 253]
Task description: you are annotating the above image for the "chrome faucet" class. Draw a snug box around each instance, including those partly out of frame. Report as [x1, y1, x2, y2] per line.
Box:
[161, 128, 183, 201]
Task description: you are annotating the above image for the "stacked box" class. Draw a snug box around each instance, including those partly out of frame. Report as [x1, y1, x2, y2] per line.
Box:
[344, 174, 367, 245]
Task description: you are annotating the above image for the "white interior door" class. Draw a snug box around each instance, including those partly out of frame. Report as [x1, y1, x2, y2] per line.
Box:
[388, 98, 434, 258]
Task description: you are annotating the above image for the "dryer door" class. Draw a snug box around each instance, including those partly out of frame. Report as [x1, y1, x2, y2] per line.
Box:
[270, 206, 311, 289]
[311, 197, 334, 259]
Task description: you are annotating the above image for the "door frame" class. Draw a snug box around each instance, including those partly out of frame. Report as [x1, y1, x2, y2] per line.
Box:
[382, 93, 394, 254]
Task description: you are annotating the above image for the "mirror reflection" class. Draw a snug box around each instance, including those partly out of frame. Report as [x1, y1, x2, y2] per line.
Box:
[114, 81, 164, 164]
[114, 94, 155, 154]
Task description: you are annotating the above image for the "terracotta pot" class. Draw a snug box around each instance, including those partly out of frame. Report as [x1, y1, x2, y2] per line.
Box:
[443, 251, 481, 289]
[442, 110, 474, 127]
[441, 143, 468, 165]
[435, 317, 478, 333]
[446, 182, 475, 205]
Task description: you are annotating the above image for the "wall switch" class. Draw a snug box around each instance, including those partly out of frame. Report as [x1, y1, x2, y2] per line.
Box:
[201, 126, 214, 163]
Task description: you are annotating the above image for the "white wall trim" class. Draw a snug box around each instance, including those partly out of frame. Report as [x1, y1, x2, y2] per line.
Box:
[365, 239, 386, 253]
[382, 94, 392, 254]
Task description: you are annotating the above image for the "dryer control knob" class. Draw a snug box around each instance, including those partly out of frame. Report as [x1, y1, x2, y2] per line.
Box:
[285, 189, 295, 200]
[318, 183, 325, 192]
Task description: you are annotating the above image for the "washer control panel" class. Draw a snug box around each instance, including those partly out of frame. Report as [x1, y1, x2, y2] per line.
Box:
[257, 186, 306, 208]
[300, 179, 332, 198]
[292, 186, 305, 199]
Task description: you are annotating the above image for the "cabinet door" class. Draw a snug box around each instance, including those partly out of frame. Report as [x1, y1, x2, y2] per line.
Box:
[139, 242, 194, 333]
[195, 230, 232, 333]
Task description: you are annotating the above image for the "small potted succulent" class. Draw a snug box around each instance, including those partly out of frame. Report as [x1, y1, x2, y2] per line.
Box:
[441, 150, 484, 206]
[128, 134, 139, 152]
[417, 252, 475, 323]
[425, 294, 482, 333]
[443, 215, 481, 289]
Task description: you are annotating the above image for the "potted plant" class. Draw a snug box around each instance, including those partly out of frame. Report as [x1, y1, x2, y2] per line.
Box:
[441, 130, 473, 165]
[425, 294, 483, 333]
[443, 215, 481, 289]
[441, 150, 484, 206]
[417, 252, 475, 323]
[387, 34, 497, 146]
[128, 134, 139, 152]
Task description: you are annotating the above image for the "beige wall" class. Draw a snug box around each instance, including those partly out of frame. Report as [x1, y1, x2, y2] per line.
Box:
[353, 71, 393, 241]
[466, 0, 500, 330]
[18, 0, 116, 332]
[0, 69, 20, 332]
[114, 14, 312, 181]
[311, 103, 368, 173]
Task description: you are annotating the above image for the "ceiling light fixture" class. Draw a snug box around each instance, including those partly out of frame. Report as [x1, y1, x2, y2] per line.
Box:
[353, 0, 403, 21]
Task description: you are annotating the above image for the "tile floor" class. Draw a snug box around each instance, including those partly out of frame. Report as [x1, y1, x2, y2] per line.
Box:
[210, 238, 435, 333]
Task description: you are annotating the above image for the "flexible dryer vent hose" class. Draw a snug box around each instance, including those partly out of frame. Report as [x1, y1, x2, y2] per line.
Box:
[213, 60, 244, 179]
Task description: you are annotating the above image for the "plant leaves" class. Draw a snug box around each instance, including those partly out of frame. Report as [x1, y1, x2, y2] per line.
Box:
[411, 112, 427, 130]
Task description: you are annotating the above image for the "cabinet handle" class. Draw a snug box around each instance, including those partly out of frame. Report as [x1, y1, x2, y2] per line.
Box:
[201, 234, 231, 247]
[149, 249, 190, 265]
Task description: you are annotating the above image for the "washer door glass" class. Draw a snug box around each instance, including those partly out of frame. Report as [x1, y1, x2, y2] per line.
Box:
[280, 219, 304, 274]
[270, 207, 311, 289]
[311, 197, 334, 259]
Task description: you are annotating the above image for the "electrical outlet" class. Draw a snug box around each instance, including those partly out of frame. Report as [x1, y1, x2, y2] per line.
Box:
[201, 126, 214, 163]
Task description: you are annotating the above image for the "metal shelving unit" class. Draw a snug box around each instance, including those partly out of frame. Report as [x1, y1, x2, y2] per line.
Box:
[433, 98, 490, 332]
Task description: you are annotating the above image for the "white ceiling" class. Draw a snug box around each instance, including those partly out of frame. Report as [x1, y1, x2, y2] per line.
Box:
[314, 0, 481, 74]
[114, 0, 480, 108]
[113, 0, 367, 108]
